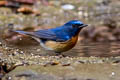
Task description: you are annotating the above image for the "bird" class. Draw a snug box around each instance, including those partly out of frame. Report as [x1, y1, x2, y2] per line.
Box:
[14, 20, 88, 54]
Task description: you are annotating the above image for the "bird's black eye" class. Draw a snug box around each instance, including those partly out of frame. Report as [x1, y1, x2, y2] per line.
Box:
[72, 24, 78, 27]
[72, 24, 83, 27]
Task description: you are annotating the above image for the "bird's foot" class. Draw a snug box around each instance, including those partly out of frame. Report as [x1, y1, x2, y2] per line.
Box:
[55, 53, 66, 57]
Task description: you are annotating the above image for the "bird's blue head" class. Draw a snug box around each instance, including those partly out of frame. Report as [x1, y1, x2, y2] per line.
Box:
[50, 20, 88, 40]
[64, 20, 87, 29]
[59, 20, 88, 37]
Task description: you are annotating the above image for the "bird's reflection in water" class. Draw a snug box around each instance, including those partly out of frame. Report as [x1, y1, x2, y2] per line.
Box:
[65, 41, 120, 57]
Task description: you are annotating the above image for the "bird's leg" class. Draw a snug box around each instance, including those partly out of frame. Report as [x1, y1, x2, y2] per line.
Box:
[55, 52, 66, 57]
[55, 52, 61, 56]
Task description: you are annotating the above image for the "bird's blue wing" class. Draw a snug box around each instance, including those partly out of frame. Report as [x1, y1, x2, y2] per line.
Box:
[34, 30, 57, 40]
[15, 30, 67, 42]
[34, 30, 69, 41]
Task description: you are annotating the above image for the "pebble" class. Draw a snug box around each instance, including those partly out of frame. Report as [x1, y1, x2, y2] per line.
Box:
[43, 61, 59, 67]
[37, 49, 41, 52]
[109, 72, 115, 77]
[61, 62, 71, 66]
[111, 72, 115, 76]
[0, 53, 3, 56]
[61, 4, 75, 10]
[0, 42, 2, 46]
[8, 76, 12, 80]
[20, 51, 24, 54]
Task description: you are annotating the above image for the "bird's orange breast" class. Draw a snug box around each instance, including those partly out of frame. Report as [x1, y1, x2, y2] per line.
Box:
[45, 34, 79, 52]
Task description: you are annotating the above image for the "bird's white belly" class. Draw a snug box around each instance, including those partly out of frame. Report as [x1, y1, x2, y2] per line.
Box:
[32, 36, 53, 50]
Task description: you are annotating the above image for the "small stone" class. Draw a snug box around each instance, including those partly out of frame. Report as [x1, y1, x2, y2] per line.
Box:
[113, 60, 120, 63]
[78, 60, 85, 64]
[61, 62, 71, 66]
[111, 72, 115, 76]
[50, 61, 59, 65]
[0, 53, 3, 56]
[5, 47, 8, 50]
[20, 51, 24, 54]
[8, 76, 12, 80]
[61, 4, 75, 10]
[0, 42, 2, 46]
[14, 51, 19, 54]
[37, 49, 41, 52]
[43, 61, 59, 67]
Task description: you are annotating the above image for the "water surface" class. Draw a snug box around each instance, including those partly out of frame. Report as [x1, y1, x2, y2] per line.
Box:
[13, 41, 120, 57]
[65, 41, 120, 57]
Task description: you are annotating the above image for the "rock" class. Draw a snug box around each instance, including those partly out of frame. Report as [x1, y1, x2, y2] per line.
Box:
[61, 4, 75, 10]
[5, 70, 59, 80]
[3, 63, 120, 80]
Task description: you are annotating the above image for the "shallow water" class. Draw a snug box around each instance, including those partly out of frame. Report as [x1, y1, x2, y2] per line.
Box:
[11, 40, 120, 57]
[65, 41, 120, 57]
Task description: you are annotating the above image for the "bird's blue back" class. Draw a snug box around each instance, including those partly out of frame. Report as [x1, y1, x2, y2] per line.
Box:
[49, 24, 80, 40]
[34, 22, 81, 42]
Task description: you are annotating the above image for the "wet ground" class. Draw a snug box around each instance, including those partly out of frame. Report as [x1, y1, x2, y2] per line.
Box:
[0, 0, 120, 80]
[1, 40, 120, 80]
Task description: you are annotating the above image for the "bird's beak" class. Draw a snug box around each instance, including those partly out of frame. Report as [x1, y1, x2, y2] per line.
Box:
[82, 24, 88, 27]
[79, 24, 88, 28]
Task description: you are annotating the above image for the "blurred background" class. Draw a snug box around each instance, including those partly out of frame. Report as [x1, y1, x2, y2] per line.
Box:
[0, 0, 119, 41]
[0, 0, 120, 80]
[0, 0, 120, 57]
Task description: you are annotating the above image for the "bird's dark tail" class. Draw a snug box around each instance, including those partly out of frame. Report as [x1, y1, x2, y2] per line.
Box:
[12, 30, 35, 37]
[14, 30, 30, 35]
[7, 29, 33, 36]
[13, 30, 41, 43]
